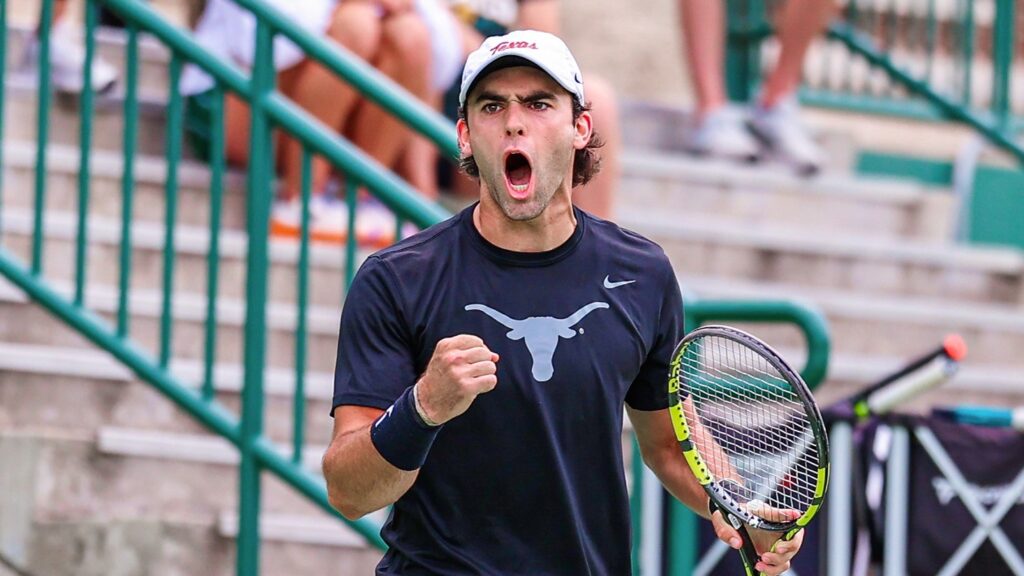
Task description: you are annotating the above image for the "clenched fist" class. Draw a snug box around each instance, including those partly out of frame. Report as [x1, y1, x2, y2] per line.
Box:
[415, 335, 499, 425]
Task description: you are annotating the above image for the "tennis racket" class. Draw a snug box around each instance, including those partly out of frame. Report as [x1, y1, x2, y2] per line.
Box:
[668, 325, 830, 576]
[849, 333, 967, 421]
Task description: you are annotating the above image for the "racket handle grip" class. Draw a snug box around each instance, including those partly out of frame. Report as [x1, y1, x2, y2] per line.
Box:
[865, 356, 958, 416]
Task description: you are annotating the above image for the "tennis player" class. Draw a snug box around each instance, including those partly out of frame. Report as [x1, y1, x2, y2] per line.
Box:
[323, 30, 804, 574]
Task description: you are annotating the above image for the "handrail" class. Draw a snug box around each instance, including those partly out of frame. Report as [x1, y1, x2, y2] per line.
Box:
[824, 22, 1024, 167]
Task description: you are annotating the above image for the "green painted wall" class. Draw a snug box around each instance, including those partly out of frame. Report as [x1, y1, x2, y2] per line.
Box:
[856, 151, 1024, 251]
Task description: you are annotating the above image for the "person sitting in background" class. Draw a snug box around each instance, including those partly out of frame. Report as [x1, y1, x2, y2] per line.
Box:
[28, 0, 119, 93]
[180, 0, 459, 246]
[425, 0, 621, 220]
[680, 0, 836, 175]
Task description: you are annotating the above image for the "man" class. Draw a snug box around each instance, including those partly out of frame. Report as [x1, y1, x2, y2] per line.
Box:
[433, 0, 620, 219]
[323, 30, 803, 574]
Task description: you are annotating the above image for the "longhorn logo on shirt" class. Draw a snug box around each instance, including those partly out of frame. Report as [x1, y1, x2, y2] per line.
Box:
[465, 302, 609, 381]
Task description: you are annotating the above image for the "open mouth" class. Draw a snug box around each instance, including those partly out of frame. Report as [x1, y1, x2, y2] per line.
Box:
[504, 152, 533, 199]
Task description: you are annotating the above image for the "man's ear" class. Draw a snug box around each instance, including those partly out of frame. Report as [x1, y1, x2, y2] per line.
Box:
[457, 118, 473, 158]
[573, 110, 593, 150]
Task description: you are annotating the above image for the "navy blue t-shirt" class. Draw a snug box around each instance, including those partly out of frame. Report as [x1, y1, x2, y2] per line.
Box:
[332, 204, 684, 575]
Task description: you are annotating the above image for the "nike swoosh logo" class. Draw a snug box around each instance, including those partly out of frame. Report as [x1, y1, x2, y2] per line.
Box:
[603, 276, 636, 289]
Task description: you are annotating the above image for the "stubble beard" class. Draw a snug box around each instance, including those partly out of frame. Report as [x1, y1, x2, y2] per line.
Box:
[481, 145, 574, 222]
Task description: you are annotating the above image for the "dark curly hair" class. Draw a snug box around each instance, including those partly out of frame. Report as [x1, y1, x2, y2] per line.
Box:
[458, 99, 604, 188]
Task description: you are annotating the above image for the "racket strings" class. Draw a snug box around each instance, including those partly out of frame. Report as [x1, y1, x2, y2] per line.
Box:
[678, 336, 820, 521]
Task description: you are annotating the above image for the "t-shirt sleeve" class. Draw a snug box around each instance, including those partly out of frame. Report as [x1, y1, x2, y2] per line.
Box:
[625, 258, 684, 411]
[331, 256, 418, 415]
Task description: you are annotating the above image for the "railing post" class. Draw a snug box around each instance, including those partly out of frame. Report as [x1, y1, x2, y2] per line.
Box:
[117, 22, 140, 338]
[238, 18, 276, 576]
[959, 0, 975, 108]
[33, 0, 54, 276]
[991, 0, 1015, 129]
[75, 0, 99, 306]
[724, 0, 767, 103]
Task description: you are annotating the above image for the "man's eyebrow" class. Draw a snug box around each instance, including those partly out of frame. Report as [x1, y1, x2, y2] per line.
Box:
[517, 90, 557, 103]
[472, 91, 508, 104]
[472, 90, 558, 104]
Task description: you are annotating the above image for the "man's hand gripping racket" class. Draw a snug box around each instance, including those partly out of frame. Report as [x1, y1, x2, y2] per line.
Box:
[668, 325, 830, 576]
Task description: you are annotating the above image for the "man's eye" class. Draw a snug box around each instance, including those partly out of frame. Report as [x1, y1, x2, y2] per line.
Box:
[529, 101, 551, 111]
[482, 103, 502, 113]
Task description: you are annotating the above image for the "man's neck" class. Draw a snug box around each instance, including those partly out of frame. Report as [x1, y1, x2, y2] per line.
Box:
[473, 197, 577, 253]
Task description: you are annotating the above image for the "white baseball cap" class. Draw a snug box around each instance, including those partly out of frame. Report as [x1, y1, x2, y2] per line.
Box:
[459, 30, 585, 108]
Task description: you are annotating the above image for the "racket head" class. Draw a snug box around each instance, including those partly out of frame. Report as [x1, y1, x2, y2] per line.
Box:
[668, 325, 830, 536]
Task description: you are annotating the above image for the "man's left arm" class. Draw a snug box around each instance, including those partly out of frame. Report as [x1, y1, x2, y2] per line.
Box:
[626, 406, 804, 576]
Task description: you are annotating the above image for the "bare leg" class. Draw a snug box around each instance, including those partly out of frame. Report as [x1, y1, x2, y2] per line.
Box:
[679, 0, 727, 117]
[278, 1, 384, 200]
[51, 0, 68, 24]
[399, 93, 442, 199]
[573, 74, 618, 219]
[760, 0, 836, 107]
[224, 91, 252, 167]
[347, 11, 433, 196]
[447, 20, 486, 199]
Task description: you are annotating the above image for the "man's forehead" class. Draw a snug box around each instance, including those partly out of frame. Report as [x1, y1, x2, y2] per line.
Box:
[468, 65, 569, 101]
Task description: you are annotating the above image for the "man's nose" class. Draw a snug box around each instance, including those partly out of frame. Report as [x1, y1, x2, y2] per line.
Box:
[504, 104, 527, 137]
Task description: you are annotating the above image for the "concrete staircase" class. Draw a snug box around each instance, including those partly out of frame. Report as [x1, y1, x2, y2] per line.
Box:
[1, 24, 387, 576]
[3, 20, 1024, 576]
[617, 102, 1024, 412]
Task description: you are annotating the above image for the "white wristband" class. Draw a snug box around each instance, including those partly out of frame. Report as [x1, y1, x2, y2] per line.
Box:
[412, 384, 441, 427]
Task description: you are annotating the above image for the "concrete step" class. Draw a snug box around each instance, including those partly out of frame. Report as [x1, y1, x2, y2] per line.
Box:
[683, 275, 1024, 369]
[619, 149, 955, 242]
[0, 207, 370, 309]
[3, 77, 172, 157]
[7, 512, 381, 576]
[0, 339, 337, 445]
[3, 141, 249, 231]
[619, 210, 1024, 305]
[13, 516, 231, 576]
[6, 24, 173, 99]
[619, 99, 859, 173]
[0, 428, 326, 523]
[0, 273, 344, 374]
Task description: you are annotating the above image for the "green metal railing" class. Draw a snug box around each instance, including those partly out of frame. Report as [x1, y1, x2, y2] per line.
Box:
[727, 0, 1024, 166]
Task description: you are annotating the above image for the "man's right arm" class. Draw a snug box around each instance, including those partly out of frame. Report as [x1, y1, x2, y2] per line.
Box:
[322, 405, 420, 520]
[323, 335, 499, 519]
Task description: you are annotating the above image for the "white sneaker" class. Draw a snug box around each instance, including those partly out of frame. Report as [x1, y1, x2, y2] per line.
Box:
[748, 96, 823, 176]
[685, 105, 762, 163]
[310, 195, 350, 244]
[269, 198, 306, 238]
[353, 199, 398, 248]
[46, 24, 119, 94]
